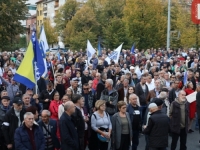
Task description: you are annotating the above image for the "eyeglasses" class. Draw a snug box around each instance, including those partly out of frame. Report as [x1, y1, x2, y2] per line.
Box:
[83, 88, 89, 90]
[129, 89, 133, 90]
[121, 107, 127, 109]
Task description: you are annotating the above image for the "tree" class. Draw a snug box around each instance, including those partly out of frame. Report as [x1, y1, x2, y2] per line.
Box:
[54, 0, 79, 34]
[0, 0, 28, 50]
[63, 5, 99, 49]
[43, 18, 58, 46]
[123, 0, 167, 49]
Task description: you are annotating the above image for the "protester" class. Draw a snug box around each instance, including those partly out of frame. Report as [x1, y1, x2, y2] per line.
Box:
[112, 101, 132, 150]
[127, 94, 141, 150]
[71, 94, 85, 150]
[14, 112, 45, 150]
[143, 100, 169, 150]
[90, 100, 112, 150]
[2, 97, 26, 150]
[38, 110, 60, 150]
[170, 90, 189, 150]
[58, 94, 71, 119]
[60, 101, 79, 150]
[100, 79, 118, 116]
[0, 96, 11, 150]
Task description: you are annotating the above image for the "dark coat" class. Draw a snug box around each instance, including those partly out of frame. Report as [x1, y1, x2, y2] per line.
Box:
[170, 100, 189, 134]
[169, 88, 177, 103]
[96, 80, 105, 100]
[37, 77, 47, 94]
[143, 110, 169, 148]
[60, 112, 79, 150]
[39, 89, 56, 110]
[117, 87, 125, 101]
[135, 83, 149, 106]
[38, 119, 60, 149]
[71, 107, 85, 138]
[196, 91, 200, 120]
[81, 75, 92, 85]
[2, 107, 26, 145]
[14, 123, 45, 150]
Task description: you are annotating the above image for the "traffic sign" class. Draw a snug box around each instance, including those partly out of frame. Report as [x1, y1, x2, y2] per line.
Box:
[191, 0, 200, 24]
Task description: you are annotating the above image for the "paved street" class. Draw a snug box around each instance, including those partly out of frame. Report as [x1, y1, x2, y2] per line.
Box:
[138, 123, 200, 150]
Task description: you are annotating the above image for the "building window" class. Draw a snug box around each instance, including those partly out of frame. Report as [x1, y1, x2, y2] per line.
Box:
[28, 6, 36, 10]
[38, 21, 39, 26]
[37, 11, 39, 16]
[40, 20, 42, 25]
[40, 10, 42, 16]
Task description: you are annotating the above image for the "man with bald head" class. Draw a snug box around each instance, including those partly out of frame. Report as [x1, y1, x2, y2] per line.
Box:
[63, 69, 71, 90]
[59, 101, 79, 150]
[170, 90, 189, 150]
[38, 110, 60, 150]
[127, 94, 141, 150]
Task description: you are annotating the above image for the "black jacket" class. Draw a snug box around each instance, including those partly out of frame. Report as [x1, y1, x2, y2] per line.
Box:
[81, 75, 92, 85]
[143, 110, 169, 148]
[2, 107, 26, 145]
[135, 83, 149, 106]
[71, 107, 85, 138]
[169, 88, 177, 103]
[60, 112, 79, 150]
[96, 80, 105, 100]
[196, 91, 200, 120]
[39, 89, 56, 110]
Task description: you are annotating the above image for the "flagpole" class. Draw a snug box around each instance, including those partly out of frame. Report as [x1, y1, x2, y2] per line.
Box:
[34, 62, 38, 95]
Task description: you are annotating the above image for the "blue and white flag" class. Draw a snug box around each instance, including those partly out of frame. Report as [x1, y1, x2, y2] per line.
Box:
[87, 40, 96, 63]
[131, 44, 135, 54]
[32, 31, 45, 81]
[39, 26, 48, 77]
[105, 43, 123, 64]
[183, 71, 188, 86]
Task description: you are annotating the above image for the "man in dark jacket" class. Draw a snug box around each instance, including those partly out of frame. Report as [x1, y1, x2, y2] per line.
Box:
[14, 112, 45, 150]
[60, 101, 79, 150]
[96, 72, 107, 100]
[143, 101, 169, 150]
[2, 97, 26, 150]
[196, 83, 200, 144]
[170, 90, 189, 150]
[38, 110, 60, 150]
[81, 70, 92, 86]
[71, 94, 85, 150]
[169, 80, 180, 103]
[135, 74, 149, 123]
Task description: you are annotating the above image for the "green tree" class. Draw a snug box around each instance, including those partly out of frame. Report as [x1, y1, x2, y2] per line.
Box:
[0, 0, 28, 50]
[43, 18, 58, 46]
[123, 0, 167, 49]
[54, 0, 79, 34]
[63, 5, 99, 49]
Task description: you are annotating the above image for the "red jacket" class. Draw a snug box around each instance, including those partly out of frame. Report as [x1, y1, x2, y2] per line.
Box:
[49, 100, 62, 121]
[92, 78, 99, 90]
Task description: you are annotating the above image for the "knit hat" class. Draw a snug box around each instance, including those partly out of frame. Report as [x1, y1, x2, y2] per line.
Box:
[95, 100, 106, 109]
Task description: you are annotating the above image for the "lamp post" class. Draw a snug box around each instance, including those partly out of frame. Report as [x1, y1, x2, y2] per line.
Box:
[166, 0, 171, 50]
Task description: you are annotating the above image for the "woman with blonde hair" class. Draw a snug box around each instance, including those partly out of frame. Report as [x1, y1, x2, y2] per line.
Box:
[89, 100, 112, 150]
[96, 60, 104, 73]
[112, 101, 132, 150]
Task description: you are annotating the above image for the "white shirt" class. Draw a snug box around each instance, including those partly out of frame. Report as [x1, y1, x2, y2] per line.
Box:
[146, 81, 155, 91]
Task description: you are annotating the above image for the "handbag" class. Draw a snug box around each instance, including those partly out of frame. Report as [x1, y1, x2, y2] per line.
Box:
[97, 133, 109, 142]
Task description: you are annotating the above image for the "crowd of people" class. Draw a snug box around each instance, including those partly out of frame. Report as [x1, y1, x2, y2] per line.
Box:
[0, 48, 199, 150]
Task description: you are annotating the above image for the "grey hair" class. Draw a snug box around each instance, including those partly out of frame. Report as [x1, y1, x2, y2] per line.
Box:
[64, 101, 73, 111]
[22, 94, 30, 99]
[129, 93, 137, 99]
[24, 112, 34, 119]
[41, 110, 51, 116]
[106, 79, 113, 86]
[123, 78, 129, 83]
[158, 92, 167, 99]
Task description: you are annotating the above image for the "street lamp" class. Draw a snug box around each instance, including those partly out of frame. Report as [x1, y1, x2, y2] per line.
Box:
[167, 0, 171, 50]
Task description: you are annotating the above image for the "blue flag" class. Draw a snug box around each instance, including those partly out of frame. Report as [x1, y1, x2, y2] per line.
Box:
[131, 44, 135, 54]
[183, 71, 187, 85]
[31, 31, 45, 81]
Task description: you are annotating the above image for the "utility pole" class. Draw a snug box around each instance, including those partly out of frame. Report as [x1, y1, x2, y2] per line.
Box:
[167, 0, 171, 50]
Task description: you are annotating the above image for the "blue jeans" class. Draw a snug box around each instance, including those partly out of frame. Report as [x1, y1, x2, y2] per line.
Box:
[139, 105, 147, 124]
[132, 130, 139, 150]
